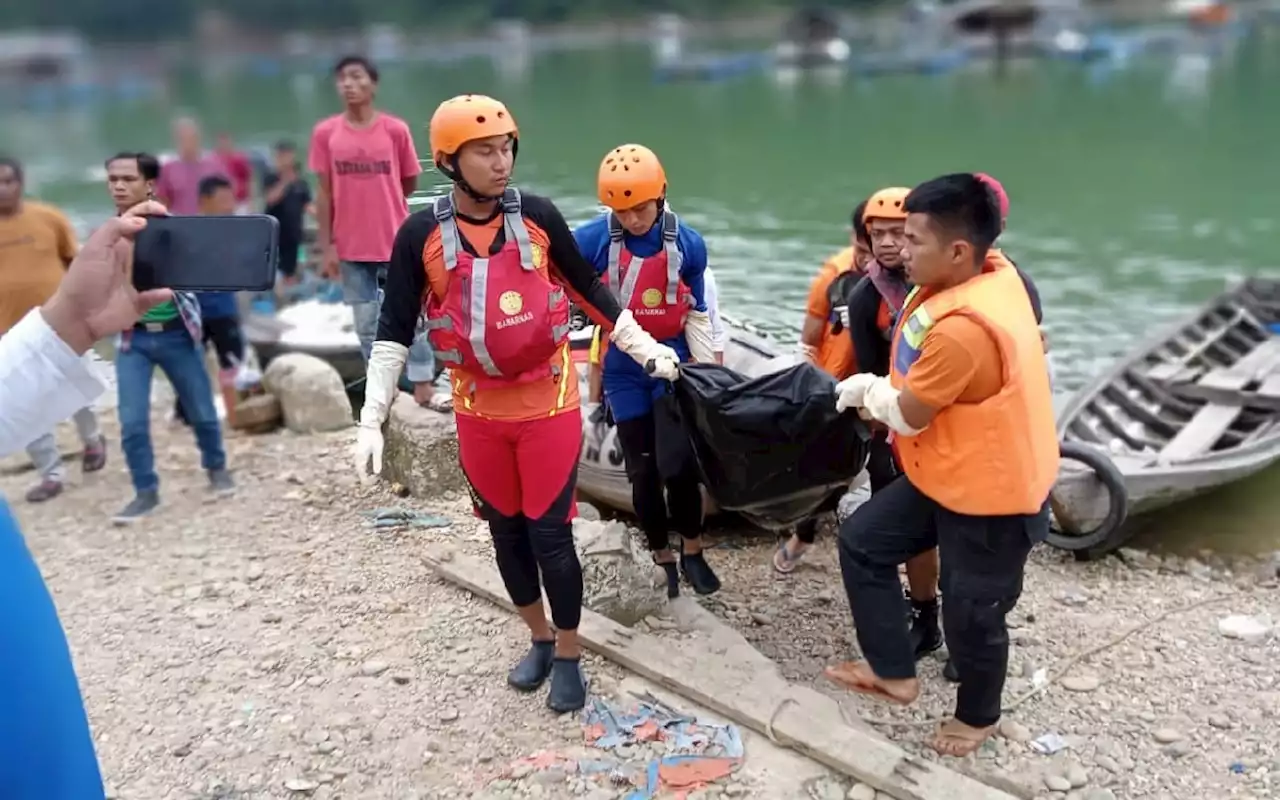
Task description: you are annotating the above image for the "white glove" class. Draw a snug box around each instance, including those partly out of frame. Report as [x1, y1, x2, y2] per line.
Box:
[834, 372, 879, 413]
[649, 357, 679, 381]
[355, 426, 384, 483]
[355, 340, 408, 481]
[684, 309, 716, 363]
[610, 308, 680, 371]
[800, 343, 818, 363]
[862, 374, 926, 436]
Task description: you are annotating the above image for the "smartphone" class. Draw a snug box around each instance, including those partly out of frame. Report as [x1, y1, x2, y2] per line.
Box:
[132, 215, 279, 292]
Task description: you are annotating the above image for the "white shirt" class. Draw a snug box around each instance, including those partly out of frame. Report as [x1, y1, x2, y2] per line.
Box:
[0, 310, 106, 457]
[702, 266, 727, 353]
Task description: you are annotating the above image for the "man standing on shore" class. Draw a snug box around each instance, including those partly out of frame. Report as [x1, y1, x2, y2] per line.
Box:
[0, 156, 108, 503]
[104, 152, 235, 524]
[263, 140, 313, 287]
[156, 118, 229, 216]
[308, 55, 421, 366]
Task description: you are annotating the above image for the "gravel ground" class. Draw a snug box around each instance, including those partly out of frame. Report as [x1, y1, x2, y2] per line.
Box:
[3, 403, 1278, 800]
[700, 512, 1280, 800]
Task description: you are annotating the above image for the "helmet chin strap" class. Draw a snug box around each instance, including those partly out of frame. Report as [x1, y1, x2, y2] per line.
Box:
[438, 158, 502, 204]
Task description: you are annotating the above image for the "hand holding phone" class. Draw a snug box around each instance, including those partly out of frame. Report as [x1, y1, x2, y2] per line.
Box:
[131, 215, 279, 292]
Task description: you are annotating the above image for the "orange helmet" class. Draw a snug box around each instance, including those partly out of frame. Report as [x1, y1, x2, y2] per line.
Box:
[597, 144, 667, 211]
[862, 187, 911, 223]
[428, 95, 518, 167]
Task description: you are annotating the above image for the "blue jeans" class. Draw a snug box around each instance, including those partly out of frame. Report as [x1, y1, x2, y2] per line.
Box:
[116, 328, 226, 494]
[0, 501, 105, 798]
[340, 261, 386, 365]
[341, 259, 435, 380]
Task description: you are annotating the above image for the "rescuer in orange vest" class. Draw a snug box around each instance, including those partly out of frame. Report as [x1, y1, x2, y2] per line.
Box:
[824, 173, 1059, 758]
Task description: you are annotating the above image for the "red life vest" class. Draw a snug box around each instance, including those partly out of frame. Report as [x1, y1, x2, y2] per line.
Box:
[604, 210, 691, 341]
[423, 189, 571, 388]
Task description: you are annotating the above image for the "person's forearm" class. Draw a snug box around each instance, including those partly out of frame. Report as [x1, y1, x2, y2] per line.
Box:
[316, 191, 333, 248]
[0, 310, 105, 457]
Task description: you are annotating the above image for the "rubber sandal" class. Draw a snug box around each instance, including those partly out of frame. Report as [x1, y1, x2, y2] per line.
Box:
[822, 661, 915, 706]
[930, 720, 995, 757]
[772, 540, 807, 575]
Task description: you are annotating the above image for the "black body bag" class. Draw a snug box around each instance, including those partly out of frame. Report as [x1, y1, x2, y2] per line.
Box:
[668, 362, 872, 530]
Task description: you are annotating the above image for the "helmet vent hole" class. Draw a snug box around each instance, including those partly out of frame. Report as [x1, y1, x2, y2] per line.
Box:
[624, 190, 632, 197]
[476, 115, 486, 124]
[496, 111, 505, 118]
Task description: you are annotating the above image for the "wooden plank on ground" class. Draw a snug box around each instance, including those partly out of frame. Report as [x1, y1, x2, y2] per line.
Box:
[421, 544, 1018, 800]
[1159, 403, 1243, 462]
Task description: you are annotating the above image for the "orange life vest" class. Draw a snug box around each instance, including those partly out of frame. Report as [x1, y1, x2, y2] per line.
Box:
[604, 211, 691, 341]
[423, 189, 571, 389]
[888, 258, 1059, 516]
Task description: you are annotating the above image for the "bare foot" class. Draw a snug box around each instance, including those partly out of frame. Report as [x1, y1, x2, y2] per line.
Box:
[823, 661, 919, 705]
[930, 718, 996, 757]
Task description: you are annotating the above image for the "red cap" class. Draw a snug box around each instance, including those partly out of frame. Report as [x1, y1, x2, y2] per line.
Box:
[974, 172, 1010, 220]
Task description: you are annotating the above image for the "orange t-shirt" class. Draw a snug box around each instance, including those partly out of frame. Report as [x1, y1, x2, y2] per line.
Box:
[424, 214, 578, 421]
[904, 316, 1003, 408]
[805, 247, 858, 379]
[0, 202, 78, 335]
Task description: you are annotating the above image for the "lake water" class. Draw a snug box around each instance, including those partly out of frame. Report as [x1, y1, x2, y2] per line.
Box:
[10, 33, 1280, 551]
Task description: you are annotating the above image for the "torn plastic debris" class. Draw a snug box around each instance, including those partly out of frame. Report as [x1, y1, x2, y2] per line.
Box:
[582, 694, 743, 799]
[1030, 732, 1069, 755]
[357, 507, 453, 530]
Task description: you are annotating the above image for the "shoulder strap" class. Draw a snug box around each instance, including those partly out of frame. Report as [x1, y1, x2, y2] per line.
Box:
[500, 188, 536, 272]
[660, 210, 683, 305]
[606, 214, 625, 289]
[433, 195, 460, 271]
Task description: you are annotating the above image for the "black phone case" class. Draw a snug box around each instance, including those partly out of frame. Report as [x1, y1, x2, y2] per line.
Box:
[132, 215, 279, 292]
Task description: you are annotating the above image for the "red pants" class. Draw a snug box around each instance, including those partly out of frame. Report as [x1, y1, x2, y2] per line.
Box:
[456, 409, 581, 521]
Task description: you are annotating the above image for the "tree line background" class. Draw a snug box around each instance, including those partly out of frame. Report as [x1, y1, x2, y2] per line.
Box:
[3, 1, 887, 43]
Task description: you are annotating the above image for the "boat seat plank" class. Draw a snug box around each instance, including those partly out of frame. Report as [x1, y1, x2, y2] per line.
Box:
[1197, 338, 1280, 392]
[1257, 374, 1280, 401]
[1159, 403, 1243, 462]
[1147, 362, 1193, 383]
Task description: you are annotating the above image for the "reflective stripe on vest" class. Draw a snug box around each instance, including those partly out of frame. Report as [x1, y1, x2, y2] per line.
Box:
[605, 210, 682, 307]
[892, 286, 931, 375]
[430, 189, 538, 377]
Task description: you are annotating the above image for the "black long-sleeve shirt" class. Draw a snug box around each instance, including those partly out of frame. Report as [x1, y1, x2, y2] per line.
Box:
[376, 192, 622, 348]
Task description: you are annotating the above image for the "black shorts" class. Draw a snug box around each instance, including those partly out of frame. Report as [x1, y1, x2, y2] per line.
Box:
[203, 316, 245, 369]
[277, 241, 300, 278]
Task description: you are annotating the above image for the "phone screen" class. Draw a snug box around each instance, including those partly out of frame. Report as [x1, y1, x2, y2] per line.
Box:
[132, 215, 279, 292]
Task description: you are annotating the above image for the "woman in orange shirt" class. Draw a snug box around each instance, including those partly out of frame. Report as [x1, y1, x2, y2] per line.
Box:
[354, 96, 679, 714]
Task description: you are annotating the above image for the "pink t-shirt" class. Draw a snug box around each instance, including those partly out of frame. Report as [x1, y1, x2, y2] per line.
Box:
[156, 154, 230, 215]
[308, 113, 422, 263]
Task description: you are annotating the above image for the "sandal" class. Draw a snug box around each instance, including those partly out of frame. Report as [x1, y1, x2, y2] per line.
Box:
[822, 661, 919, 706]
[772, 540, 808, 574]
[930, 719, 995, 757]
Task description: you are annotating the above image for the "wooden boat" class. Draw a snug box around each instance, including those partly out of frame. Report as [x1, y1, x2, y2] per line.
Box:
[1050, 277, 1280, 557]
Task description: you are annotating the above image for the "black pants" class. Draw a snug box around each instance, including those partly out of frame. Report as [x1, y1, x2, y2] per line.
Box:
[837, 475, 1047, 728]
[615, 412, 703, 552]
[796, 433, 899, 544]
[479, 471, 583, 632]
